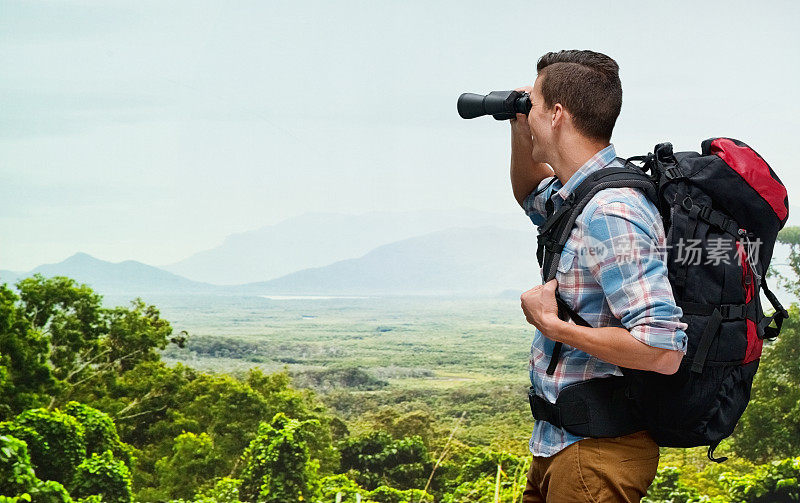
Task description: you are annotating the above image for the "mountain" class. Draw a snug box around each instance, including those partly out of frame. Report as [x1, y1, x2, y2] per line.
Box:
[163, 209, 529, 285]
[2, 253, 221, 296]
[230, 226, 540, 296]
[0, 270, 22, 286]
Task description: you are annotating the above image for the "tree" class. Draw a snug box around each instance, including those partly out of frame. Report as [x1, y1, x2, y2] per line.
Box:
[722, 457, 800, 502]
[0, 434, 75, 503]
[0, 275, 186, 414]
[239, 413, 321, 503]
[192, 477, 244, 503]
[0, 434, 42, 496]
[154, 432, 226, 501]
[15, 275, 105, 387]
[339, 431, 432, 491]
[71, 451, 132, 503]
[731, 305, 800, 461]
[642, 466, 702, 503]
[63, 402, 133, 467]
[0, 285, 55, 418]
[0, 408, 86, 486]
[439, 450, 528, 503]
[732, 226, 800, 462]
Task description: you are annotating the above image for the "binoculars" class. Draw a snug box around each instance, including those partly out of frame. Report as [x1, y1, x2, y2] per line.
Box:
[457, 90, 532, 120]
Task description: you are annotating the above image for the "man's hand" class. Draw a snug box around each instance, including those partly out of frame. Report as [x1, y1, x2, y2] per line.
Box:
[510, 85, 552, 207]
[510, 85, 534, 140]
[521, 280, 684, 375]
[520, 279, 562, 337]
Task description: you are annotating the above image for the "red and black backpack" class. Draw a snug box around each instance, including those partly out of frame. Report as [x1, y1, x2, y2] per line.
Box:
[528, 138, 790, 461]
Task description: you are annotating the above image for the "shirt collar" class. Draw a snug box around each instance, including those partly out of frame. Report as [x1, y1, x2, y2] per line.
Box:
[555, 144, 617, 200]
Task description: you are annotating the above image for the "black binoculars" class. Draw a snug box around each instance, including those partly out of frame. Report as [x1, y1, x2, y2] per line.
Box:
[457, 90, 532, 121]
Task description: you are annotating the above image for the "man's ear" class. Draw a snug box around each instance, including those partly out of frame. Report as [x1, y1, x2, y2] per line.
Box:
[551, 103, 564, 129]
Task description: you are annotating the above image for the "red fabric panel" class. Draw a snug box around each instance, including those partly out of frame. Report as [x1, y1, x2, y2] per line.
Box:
[739, 241, 754, 304]
[739, 241, 762, 364]
[743, 319, 762, 364]
[710, 138, 788, 221]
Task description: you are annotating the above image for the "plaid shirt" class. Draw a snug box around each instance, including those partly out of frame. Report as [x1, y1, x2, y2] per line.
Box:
[522, 144, 688, 457]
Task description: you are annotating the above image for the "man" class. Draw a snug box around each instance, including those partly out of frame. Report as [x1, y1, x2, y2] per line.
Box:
[513, 50, 688, 502]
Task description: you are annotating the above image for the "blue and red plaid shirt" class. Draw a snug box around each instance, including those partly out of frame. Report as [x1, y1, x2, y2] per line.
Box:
[522, 144, 688, 457]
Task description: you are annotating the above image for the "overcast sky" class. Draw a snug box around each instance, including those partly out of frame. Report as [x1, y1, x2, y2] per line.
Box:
[1, 0, 798, 271]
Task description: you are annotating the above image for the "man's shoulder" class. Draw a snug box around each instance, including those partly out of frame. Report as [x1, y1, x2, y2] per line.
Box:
[579, 186, 663, 239]
[584, 186, 660, 222]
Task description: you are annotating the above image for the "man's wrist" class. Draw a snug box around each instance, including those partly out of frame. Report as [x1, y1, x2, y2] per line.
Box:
[511, 129, 533, 145]
[541, 315, 569, 342]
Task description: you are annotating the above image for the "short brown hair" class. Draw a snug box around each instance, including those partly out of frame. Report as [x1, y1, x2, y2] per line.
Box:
[536, 50, 622, 142]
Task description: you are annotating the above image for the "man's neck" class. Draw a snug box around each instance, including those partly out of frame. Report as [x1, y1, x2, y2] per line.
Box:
[548, 137, 610, 185]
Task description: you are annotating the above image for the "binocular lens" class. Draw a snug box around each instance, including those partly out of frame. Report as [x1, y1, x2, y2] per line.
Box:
[457, 90, 532, 121]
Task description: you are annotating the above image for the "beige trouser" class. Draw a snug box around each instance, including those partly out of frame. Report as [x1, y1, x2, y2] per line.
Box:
[522, 430, 660, 503]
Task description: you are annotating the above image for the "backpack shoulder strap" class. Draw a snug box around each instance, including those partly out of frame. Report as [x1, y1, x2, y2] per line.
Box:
[537, 166, 658, 376]
[537, 166, 657, 282]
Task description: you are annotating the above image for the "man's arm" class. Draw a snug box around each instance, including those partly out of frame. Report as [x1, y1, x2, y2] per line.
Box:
[509, 86, 553, 207]
[520, 200, 688, 375]
[522, 281, 684, 375]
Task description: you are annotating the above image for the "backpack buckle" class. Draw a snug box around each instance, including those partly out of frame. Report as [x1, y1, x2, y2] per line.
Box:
[665, 166, 684, 180]
[720, 304, 746, 320]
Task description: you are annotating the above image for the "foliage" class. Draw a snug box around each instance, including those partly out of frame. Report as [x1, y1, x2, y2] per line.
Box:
[367, 485, 433, 503]
[2, 274, 184, 411]
[642, 466, 703, 503]
[2, 274, 799, 501]
[439, 450, 528, 503]
[154, 432, 226, 501]
[96, 363, 336, 500]
[353, 408, 436, 448]
[319, 474, 367, 503]
[732, 304, 800, 462]
[722, 457, 800, 502]
[0, 434, 74, 503]
[15, 275, 106, 386]
[62, 402, 133, 467]
[292, 366, 388, 392]
[71, 451, 132, 503]
[239, 413, 321, 503]
[0, 434, 41, 497]
[0, 404, 132, 503]
[0, 408, 86, 486]
[339, 431, 433, 491]
[192, 477, 244, 503]
[0, 285, 55, 418]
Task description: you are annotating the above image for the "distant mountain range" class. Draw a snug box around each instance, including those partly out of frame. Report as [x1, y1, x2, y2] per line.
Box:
[3, 208, 798, 302]
[1, 252, 221, 296]
[161, 209, 528, 285]
[1, 224, 541, 298]
[231, 226, 539, 296]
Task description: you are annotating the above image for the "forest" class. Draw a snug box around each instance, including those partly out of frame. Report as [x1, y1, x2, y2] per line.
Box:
[1, 227, 800, 503]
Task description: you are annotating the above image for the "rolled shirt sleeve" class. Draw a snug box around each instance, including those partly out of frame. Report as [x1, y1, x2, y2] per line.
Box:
[584, 201, 688, 353]
[522, 176, 558, 227]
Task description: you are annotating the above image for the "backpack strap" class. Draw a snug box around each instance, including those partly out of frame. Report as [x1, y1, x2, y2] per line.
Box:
[759, 277, 789, 340]
[528, 376, 646, 438]
[536, 165, 657, 376]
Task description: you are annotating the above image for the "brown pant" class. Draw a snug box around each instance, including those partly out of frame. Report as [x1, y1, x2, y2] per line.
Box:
[522, 430, 659, 503]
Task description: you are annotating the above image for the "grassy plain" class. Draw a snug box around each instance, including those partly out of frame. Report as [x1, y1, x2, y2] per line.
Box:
[104, 293, 537, 454]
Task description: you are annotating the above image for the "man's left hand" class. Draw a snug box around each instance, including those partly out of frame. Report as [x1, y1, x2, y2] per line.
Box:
[520, 279, 562, 338]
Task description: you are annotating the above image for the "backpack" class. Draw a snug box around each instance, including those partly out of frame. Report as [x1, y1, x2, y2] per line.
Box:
[528, 138, 790, 462]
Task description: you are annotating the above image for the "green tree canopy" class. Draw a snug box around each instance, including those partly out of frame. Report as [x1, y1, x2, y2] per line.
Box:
[239, 413, 321, 503]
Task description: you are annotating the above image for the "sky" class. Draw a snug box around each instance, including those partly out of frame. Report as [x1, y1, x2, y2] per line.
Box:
[1, 0, 799, 271]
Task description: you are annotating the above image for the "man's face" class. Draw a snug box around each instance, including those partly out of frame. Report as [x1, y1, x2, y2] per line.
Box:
[527, 75, 554, 163]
